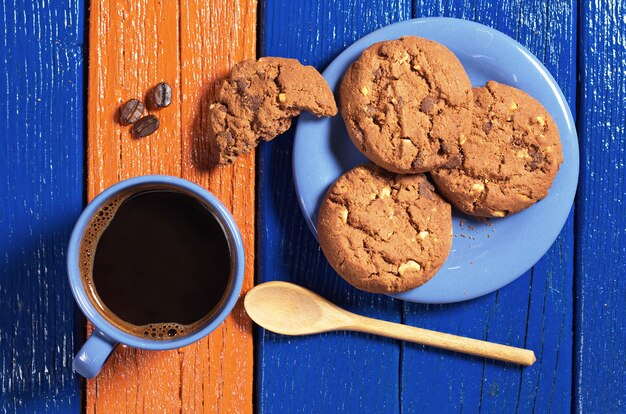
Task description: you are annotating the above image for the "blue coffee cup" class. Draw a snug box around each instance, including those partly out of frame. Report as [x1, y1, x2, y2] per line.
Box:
[67, 175, 245, 378]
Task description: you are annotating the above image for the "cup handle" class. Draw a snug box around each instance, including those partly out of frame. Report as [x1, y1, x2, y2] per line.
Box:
[73, 328, 117, 378]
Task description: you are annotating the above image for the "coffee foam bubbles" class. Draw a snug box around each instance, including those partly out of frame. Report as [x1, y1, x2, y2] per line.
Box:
[79, 190, 208, 340]
[138, 322, 191, 339]
[79, 192, 129, 283]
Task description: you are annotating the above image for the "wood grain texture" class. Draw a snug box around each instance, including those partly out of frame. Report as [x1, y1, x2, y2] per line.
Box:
[259, 0, 575, 412]
[258, 1, 411, 412]
[402, 1, 576, 412]
[3, 0, 625, 411]
[86, 0, 256, 412]
[0, 0, 84, 412]
[576, 0, 626, 411]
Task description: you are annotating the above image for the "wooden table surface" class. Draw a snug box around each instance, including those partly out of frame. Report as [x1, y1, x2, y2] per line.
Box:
[1, 0, 624, 412]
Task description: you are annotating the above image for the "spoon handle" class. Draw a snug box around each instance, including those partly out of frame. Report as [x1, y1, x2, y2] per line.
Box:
[350, 315, 536, 366]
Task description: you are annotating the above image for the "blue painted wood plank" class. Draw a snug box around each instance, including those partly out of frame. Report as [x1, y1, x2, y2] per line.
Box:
[258, 1, 411, 412]
[401, 1, 575, 412]
[0, 0, 84, 412]
[259, 0, 576, 412]
[576, 0, 626, 411]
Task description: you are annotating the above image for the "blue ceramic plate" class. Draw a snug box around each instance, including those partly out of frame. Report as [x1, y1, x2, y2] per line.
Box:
[293, 18, 579, 303]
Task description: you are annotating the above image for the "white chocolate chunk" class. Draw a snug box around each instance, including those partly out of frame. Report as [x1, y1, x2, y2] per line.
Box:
[536, 115, 545, 126]
[339, 208, 348, 223]
[398, 260, 421, 276]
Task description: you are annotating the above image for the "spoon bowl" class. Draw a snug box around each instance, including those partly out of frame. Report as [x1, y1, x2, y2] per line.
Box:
[243, 281, 355, 336]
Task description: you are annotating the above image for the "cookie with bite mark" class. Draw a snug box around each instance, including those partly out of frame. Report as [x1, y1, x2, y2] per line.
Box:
[210, 57, 337, 164]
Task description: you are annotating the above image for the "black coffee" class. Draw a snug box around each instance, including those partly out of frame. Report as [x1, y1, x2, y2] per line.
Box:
[79, 189, 231, 339]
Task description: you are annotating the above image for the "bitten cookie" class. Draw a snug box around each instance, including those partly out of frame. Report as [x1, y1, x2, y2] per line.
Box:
[317, 163, 452, 294]
[209, 57, 337, 164]
[339, 36, 472, 173]
[431, 81, 564, 217]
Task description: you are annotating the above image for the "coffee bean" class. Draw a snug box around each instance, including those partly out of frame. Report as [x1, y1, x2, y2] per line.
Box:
[152, 82, 172, 108]
[133, 115, 160, 137]
[120, 99, 144, 125]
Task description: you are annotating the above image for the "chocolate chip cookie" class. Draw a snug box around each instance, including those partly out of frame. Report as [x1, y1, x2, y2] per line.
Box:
[339, 36, 472, 173]
[209, 57, 338, 164]
[317, 163, 452, 293]
[431, 81, 563, 217]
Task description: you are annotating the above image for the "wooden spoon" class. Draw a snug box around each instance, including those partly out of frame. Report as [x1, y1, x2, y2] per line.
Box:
[244, 281, 536, 366]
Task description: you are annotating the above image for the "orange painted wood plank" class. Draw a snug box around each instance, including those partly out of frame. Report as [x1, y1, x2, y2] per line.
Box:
[86, 0, 256, 412]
